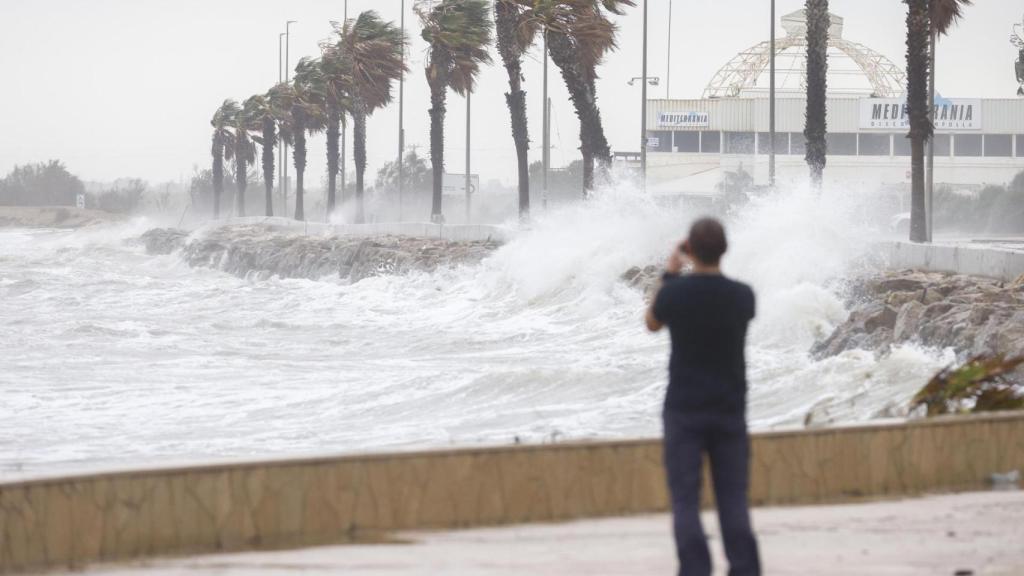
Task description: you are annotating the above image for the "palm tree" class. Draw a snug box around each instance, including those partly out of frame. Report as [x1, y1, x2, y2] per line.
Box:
[905, 0, 972, 242]
[210, 100, 239, 219]
[330, 11, 407, 224]
[318, 45, 351, 219]
[290, 58, 328, 221]
[804, 0, 829, 190]
[495, 0, 538, 219]
[229, 103, 255, 217]
[242, 95, 277, 217]
[521, 0, 633, 195]
[416, 0, 493, 223]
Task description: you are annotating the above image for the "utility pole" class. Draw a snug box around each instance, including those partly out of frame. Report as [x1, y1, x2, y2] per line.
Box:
[542, 31, 549, 210]
[926, 26, 936, 242]
[638, 0, 647, 191]
[285, 20, 296, 217]
[340, 1, 348, 217]
[279, 32, 285, 216]
[769, 0, 776, 188]
[465, 91, 472, 224]
[666, 0, 672, 99]
[641, 0, 648, 191]
[399, 0, 406, 221]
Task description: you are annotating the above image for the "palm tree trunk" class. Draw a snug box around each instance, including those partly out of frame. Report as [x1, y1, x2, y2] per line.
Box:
[326, 109, 340, 218]
[804, 0, 829, 191]
[262, 119, 275, 217]
[293, 114, 307, 221]
[495, 1, 530, 219]
[429, 80, 447, 223]
[353, 103, 368, 224]
[905, 0, 931, 243]
[234, 133, 247, 217]
[212, 141, 223, 219]
[547, 32, 611, 196]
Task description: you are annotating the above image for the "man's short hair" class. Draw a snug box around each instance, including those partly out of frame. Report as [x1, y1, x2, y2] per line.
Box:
[688, 218, 728, 266]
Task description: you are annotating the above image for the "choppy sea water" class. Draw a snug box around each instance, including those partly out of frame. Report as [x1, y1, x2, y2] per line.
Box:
[0, 186, 953, 480]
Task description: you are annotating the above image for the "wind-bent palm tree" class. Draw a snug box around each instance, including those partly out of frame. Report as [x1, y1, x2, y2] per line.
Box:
[318, 45, 351, 219]
[905, 0, 972, 242]
[495, 0, 538, 219]
[243, 95, 278, 217]
[229, 103, 255, 217]
[521, 0, 633, 195]
[804, 0, 829, 190]
[330, 11, 407, 224]
[416, 0, 493, 223]
[290, 58, 328, 221]
[210, 100, 239, 219]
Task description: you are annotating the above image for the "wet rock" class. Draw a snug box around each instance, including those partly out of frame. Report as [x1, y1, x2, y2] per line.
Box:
[139, 228, 190, 255]
[813, 270, 1024, 365]
[140, 224, 499, 282]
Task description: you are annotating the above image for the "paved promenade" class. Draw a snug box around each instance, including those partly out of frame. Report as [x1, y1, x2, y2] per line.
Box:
[70, 491, 1024, 576]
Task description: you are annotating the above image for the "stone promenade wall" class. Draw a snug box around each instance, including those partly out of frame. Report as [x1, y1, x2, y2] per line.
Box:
[2, 412, 1022, 574]
[886, 241, 1024, 281]
[218, 217, 512, 243]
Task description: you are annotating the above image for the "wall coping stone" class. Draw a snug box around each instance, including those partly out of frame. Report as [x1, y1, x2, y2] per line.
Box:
[5, 411, 1020, 491]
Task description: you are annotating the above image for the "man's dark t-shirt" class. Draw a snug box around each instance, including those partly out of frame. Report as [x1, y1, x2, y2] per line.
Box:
[653, 274, 756, 415]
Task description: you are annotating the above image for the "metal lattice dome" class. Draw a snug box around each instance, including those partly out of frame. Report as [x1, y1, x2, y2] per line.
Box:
[703, 10, 906, 99]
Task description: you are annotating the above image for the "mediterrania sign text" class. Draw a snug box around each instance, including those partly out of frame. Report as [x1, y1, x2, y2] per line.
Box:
[859, 98, 982, 131]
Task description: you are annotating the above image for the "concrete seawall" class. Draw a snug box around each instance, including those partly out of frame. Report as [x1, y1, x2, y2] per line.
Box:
[886, 240, 1024, 281]
[2, 412, 1022, 574]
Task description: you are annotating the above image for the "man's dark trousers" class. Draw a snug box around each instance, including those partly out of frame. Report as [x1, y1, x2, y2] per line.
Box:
[663, 409, 761, 576]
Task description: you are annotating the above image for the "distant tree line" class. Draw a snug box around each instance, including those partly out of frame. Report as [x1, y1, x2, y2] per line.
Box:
[0, 160, 148, 214]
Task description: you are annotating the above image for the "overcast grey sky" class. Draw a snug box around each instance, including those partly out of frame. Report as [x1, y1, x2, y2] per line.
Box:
[1, 0, 1021, 188]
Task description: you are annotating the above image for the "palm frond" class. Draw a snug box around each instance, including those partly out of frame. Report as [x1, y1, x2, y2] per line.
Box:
[931, 0, 972, 36]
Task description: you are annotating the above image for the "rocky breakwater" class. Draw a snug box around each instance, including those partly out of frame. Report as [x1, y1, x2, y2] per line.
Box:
[139, 224, 500, 282]
[813, 270, 1024, 361]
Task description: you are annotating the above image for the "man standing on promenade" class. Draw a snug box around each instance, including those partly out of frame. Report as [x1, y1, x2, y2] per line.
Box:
[646, 217, 761, 576]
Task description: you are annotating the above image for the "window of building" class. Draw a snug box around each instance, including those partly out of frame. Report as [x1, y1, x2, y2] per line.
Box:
[700, 131, 721, 154]
[858, 134, 890, 156]
[790, 133, 806, 156]
[1017, 135, 1024, 157]
[674, 131, 700, 153]
[757, 132, 789, 155]
[954, 134, 982, 157]
[984, 134, 1012, 157]
[826, 133, 857, 156]
[647, 131, 673, 153]
[894, 134, 911, 156]
[933, 134, 951, 156]
[724, 132, 755, 154]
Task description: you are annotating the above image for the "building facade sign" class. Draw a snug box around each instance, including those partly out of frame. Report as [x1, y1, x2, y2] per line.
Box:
[658, 112, 710, 129]
[859, 98, 982, 131]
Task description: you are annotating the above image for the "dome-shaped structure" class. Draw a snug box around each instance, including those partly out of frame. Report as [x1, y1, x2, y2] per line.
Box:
[703, 10, 906, 99]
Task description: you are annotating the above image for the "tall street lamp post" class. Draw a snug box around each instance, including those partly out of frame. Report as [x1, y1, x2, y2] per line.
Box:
[399, 0, 406, 221]
[340, 2, 348, 218]
[279, 32, 286, 215]
[284, 20, 296, 217]
[641, 0, 648, 191]
[769, 0, 776, 188]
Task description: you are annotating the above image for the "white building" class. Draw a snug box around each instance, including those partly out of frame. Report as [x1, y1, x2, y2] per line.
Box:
[645, 10, 1024, 195]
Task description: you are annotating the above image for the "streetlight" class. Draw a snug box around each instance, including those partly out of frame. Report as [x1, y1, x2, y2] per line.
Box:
[769, 0, 776, 188]
[666, 0, 672, 99]
[279, 32, 286, 216]
[284, 20, 296, 217]
[399, 0, 406, 221]
[340, 3, 347, 218]
[641, 0, 648, 191]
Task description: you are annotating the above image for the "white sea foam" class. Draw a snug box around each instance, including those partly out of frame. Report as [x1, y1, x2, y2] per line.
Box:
[0, 182, 950, 479]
